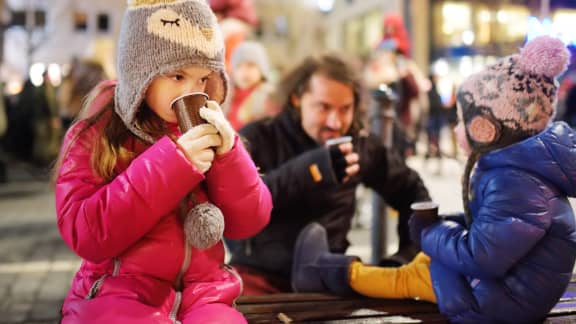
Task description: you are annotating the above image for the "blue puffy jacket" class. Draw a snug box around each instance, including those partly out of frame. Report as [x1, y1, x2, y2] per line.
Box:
[422, 122, 576, 323]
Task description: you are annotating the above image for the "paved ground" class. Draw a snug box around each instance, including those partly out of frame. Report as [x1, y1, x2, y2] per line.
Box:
[0, 143, 574, 323]
[0, 163, 77, 324]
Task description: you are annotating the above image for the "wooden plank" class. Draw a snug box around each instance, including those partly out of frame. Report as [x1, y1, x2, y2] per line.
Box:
[238, 296, 443, 323]
[245, 311, 448, 324]
[238, 293, 342, 305]
[237, 275, 576, 323]
[237, 298, 438, 315]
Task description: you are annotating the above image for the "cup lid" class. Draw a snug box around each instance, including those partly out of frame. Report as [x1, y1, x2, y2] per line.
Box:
[410, 201, 439, 210]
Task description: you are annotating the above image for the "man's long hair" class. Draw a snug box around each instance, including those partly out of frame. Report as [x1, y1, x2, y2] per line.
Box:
[274, 53, 367, 135]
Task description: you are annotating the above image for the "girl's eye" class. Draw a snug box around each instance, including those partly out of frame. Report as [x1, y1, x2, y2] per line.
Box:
[165, 73, 184, 81]
[200, 76, 210, 84]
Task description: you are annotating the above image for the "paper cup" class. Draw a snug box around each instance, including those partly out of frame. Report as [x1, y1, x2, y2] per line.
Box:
[410, 201, 439, 221]
[171, 92, 209, 132]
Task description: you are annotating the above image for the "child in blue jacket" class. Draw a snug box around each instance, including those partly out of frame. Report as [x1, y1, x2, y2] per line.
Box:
[291, 35, 576, 323]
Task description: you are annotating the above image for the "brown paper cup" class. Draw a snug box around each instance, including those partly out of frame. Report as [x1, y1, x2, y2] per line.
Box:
[171, 92, 209, 132]
[410, 201, 439, 221]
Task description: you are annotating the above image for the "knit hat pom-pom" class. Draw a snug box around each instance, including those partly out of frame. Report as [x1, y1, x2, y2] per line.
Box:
[518, 36, 570, 78]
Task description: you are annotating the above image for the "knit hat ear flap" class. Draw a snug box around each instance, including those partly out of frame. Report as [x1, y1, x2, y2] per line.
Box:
[466, 114, 501, 148]
[205, 71, 228, 103]
[466, 115, 502, 152]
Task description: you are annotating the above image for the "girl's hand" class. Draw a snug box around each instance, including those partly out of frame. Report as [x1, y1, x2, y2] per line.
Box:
[199, 101, 235, 155]
[177, 124, 222, 173]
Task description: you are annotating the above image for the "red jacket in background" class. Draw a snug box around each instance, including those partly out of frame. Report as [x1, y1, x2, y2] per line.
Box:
[209, 0, 258, 26]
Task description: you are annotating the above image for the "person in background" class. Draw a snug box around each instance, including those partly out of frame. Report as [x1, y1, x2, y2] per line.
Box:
[291, 36, 576, 324]
[4, 75, 60, 166]
[208, 0, 258, 74]
[228, 53, 430, 295]
[227, 41, 275, 130]
[423, 73, 445, 173]
[0, 82, 7, 182]
[444, 84, 460, 158]
[58, 58, 108, 130]
[365, 13, 429, 158]
[53, 1, 271, 322]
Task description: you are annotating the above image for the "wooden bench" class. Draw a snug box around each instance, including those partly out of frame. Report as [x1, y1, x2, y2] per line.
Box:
[237, 276, 576, 323]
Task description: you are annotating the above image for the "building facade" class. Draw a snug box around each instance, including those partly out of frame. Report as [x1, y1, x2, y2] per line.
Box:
[429, 0, 576, 102]
[2, 0, 125, 93]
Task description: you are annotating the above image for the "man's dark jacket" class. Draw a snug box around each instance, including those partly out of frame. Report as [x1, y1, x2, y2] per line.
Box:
[229, 108, 430, 278]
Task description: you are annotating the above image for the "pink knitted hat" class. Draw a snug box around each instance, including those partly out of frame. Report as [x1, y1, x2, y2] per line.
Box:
[457, 36, 570, 226]
[457, 35, 570, 153]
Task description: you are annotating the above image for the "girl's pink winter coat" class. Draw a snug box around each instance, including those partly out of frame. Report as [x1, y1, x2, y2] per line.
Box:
[54, 91, 271, 323]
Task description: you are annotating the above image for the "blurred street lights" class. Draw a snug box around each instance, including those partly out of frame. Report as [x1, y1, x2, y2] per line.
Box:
[316, 0, 334, 13]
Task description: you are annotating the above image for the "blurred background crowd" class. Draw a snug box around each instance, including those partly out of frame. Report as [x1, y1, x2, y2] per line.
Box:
[0, 0, 575, 182]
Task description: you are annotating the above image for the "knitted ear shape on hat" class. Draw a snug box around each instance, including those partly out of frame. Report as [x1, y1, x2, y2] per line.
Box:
[115, 0, 228, 143]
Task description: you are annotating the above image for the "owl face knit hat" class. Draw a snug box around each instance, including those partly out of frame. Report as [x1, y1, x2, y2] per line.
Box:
[115, 0, 228, 142]
[457, 35, 570, 153]
[457, 35, 570, 226]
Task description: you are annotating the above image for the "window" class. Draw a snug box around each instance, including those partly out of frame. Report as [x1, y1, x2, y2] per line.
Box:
[8, 10, 46, 28]
[35, 10, 46, 27]
[10, 11, 26, 27]
[74, 11, 88, 32]
[97, 13, 109, 32]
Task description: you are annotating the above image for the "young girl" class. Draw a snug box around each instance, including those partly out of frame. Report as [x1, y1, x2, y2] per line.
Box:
[54, 1, 271, 323]
[291, 35, 576, 323]
[227, 41, 275, 130]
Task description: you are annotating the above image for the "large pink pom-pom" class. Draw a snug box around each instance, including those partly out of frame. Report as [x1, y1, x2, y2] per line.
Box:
[518, 36, 570, 78]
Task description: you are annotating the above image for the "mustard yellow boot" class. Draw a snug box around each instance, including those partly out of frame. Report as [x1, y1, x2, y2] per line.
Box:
[349, 252, 436, 303]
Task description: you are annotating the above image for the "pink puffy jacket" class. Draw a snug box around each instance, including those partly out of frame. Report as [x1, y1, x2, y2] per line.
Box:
[55, 89, 271, 323]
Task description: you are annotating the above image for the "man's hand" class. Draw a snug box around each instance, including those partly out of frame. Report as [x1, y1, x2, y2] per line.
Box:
[199, 101, 235, 155]
[329, 142, 359, 183]
[177, 124, 221, 173]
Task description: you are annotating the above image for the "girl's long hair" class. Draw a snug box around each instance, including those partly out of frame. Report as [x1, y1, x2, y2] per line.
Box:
[52, 81, 169, 184]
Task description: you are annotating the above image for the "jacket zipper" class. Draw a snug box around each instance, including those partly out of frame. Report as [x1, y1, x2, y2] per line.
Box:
[85, 258, 121, 299]
[223, 264, 243, 307]
[169, 240, 192, 323]
[174, 241, 192, 291]
[168, 291, 182, 324]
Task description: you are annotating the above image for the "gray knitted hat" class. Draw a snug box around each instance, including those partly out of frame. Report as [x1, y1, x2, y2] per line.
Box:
[231, 41, 271, 81]
[116, 0, 228, 143]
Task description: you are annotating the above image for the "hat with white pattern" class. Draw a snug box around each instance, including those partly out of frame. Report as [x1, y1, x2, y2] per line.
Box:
[115, 0, 228, 142]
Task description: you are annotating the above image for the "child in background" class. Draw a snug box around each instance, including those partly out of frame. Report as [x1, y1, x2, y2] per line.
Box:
[54, 1, 271, 323]
[227, 41, 275, 130]
[291, 35, 576, 323]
